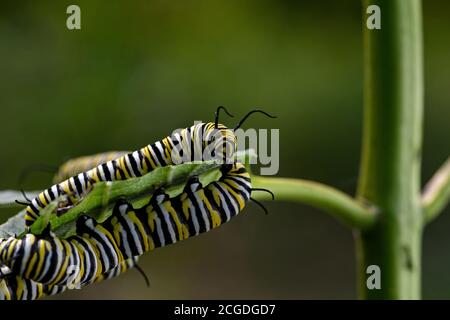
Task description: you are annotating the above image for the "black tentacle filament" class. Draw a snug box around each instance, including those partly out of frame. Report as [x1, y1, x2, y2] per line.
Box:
[215, 106, 234, 129]
[234, 109, 277, 130]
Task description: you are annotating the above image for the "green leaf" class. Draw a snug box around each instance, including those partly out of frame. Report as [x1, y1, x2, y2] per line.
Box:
[45, 161, 222, 238]
[0, 150, 257, 239]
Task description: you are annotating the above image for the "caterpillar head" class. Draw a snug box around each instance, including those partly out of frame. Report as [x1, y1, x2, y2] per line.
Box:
[203, 122, 237, 164]
[202, 107, 276, 164]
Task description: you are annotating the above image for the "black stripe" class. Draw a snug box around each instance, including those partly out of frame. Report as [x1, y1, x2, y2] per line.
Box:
[153, 205, 174, 246]
[151, 143, 167, 166]
[11, 241, 25, 275]
[35, 196, 44, 209]
[128, 153, 141, 177]
[135, 210, 153, 246]
[85, 227, 118, 272]
[142, 147, 153, 171]
[223, 177, 251, 201]
[47, 187, 55, 200]
[204, 186, 227, 224]
[42, 191, 50, 204]
[56, 184, 64, 196]
[27, 239, 40, 279]
[186, 190, 207, 234]
[83, 172, 90, 189]
[116, 210, 144, 257]
[102, 163, 111, 181]
[113, 160, 126, 180]
[73, 176, 83, 195]
[148, 206, 162, 248]
[6, 276, 18, 300]
[136, 150, 146, 173]
[121, 154, 133, 177]
[76, 238, 97, 285]
[164, 203, 183, 241]
[213, 182, 238, 218]
[39, 237, 59, 284]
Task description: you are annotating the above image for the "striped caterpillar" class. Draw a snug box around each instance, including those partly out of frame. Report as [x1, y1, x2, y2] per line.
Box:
[0, 257, 138, 300]
[23, 108, 274, 228]
[1, 108, 275, 299]
[1, 163, 257, 299]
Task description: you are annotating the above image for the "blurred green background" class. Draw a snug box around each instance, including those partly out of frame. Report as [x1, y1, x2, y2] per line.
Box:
[0, 0, 449, 299]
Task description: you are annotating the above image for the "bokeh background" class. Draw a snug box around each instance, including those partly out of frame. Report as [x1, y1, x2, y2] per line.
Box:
[0, 0, 449, 299]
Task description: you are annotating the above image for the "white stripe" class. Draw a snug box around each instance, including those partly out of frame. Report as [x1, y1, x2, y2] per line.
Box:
[216, 183, 239, 214]
[19, 236, 33, 275]
[160, 205, 177, 243]
[37, 242, 52, 282]
[32, 198, 40, 209]
[149, 148, 161, 166]
[93, 230, 118, 271]
[48, 238, 63, 284]
[187, 201, 200, 235]
[132, 151, 143, 172]
[154, 216, 166, 246]
[211, 186, 231, 221]
[78, 173, 85, 190]
[51, 185, 59, 197]
[107, 161, 116, 180]
[124, 155, 134, 176]
[193, 192, 211, 231]
[123, 214, 144, 255]
[97, 164, 106, 180]
[117, 206, 133, 257]
[30, 278, 37, 299]
[120, 224, 133, 258]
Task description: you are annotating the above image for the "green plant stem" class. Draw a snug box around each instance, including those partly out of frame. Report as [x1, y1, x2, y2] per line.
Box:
[423, 157, 450, 223]
[251, 176, 377, 230]
[356, 0, 424, 299]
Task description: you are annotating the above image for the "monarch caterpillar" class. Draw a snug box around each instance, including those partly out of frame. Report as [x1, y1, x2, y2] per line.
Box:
[1, 162, 266, 299]
[22, 108, 274, 228]
[52, 151, 129, 184]
[0, 257, 139, 300]
[2, 108, 275, 299]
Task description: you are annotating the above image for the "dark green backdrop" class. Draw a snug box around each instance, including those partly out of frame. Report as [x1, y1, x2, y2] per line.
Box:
[0, 0, 448, 299]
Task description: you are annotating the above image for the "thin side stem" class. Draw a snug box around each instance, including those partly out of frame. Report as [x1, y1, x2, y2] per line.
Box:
[251, 176, 377, 230]
[423, 157, 450, 223]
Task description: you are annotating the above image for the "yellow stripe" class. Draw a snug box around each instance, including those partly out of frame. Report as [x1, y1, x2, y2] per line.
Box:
[60, 180, 71, 194]
[181, 196, 192, 221]
[36, 282, 43, 299]
[165, 203, 189, 240]
[90, 168, 100, 182]
[112, 217, 122, 247]
[139, 148, 149, 172]
[0, 279, 11, 300]
[222, 183, 245, 210]
[6, 239, 19, 260]
[199, 190, 221, 228]
[96, 225, 124, 262]
[71, 240, 86, 285]
[32, 242, 46, 280]
[24, 250, 38, 279]
[128, 212, 150, 252]
[52, 239, 71, 285]
[119, 157, 131, 179]
[16, 277, 24, 299]
[148, 148, 160, 168]
[146, 208, 156, 232]
[91, 244, 104, 279]
[39, 193, 48, 206]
